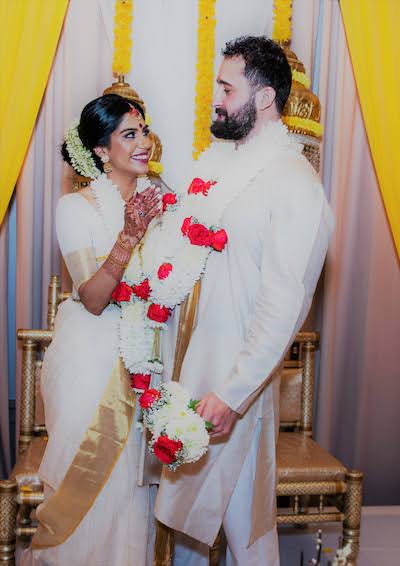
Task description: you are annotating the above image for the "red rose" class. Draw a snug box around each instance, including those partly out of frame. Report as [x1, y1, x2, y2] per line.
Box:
[139, 388, 161, 409]
[188, 177, 217, 196]
[133, 278, 151, 301]
[162, 192, 177, 212]
[130, 373, 151, 391]
[181, 216, 192, 235]
[153, 435, 183, 465]
[210, 229, 228, 252]
[187, 223, 212, 247]
[148, 303, 171, 323]
[158, 263, 173, 280]
[111, 282, 134, 302]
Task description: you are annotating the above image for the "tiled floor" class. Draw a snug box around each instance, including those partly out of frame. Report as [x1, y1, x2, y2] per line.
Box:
[279, 506, 400, 565]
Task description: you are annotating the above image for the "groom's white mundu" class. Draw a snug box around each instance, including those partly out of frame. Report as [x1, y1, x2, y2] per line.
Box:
[155, 36, 334, 566]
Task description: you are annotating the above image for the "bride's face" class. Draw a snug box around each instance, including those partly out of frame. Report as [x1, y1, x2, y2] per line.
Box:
[101, 110, 152, 176]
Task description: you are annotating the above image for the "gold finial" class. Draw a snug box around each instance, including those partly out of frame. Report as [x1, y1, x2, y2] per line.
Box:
[103, 75, 146, 111]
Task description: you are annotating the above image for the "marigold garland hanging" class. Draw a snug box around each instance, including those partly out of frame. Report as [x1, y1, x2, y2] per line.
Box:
[272, 0, 292, 44]
[192, 0, 216, 160]
[113, 0, 133, 75]
[292, 69, 311, 89]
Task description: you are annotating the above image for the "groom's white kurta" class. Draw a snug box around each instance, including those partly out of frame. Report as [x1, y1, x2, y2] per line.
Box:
[156, 121, 334, 546]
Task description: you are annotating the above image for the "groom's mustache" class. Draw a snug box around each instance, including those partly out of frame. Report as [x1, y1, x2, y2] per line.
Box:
[215, 107, 228, 119]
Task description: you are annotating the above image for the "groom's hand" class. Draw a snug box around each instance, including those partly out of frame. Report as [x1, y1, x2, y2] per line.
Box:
[196, 393, 238, 438]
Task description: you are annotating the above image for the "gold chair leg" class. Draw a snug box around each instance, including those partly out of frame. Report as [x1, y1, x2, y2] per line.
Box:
[343, 470, 363, 566]
[154, 521, 174, 566]
[0, 480, 18, 565]
[209, 528, 223, 566]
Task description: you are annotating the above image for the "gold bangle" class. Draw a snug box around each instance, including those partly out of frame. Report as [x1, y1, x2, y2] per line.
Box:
[107, 254, 128, 269]
[118, 232, 134, 252]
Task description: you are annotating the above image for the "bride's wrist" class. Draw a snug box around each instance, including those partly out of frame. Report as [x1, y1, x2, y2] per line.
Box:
[118, 231, 137, 250]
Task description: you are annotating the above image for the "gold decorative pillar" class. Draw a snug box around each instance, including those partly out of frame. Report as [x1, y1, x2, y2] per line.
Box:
[272, 0, 323, 172]
[0, 480, 17, 564]
[300, 340, 316, 437]
[18, 339, 37, 455]
[343, 470, 363, 566]
[153, 521, 174, 566]
[47, 274, 61, 330]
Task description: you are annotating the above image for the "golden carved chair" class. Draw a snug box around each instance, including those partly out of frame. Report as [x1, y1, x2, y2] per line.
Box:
[0, 276, 69, 564]
[0, 277, 363, 565]
[276, 336, 363, 566]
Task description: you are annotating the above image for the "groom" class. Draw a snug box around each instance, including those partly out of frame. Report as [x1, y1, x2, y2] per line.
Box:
[156, 36, 334, 565]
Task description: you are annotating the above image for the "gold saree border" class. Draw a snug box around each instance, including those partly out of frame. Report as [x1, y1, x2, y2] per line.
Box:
[63, 247, 97, 290]
[32, 357, 135, 549]
[171, 280, 201, 383]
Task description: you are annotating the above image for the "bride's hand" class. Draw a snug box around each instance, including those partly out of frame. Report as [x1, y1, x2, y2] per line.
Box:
[121, 185, 162, 246]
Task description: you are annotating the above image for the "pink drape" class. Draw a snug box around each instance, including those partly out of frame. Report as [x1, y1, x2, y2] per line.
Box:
[315, 2, 400, 503]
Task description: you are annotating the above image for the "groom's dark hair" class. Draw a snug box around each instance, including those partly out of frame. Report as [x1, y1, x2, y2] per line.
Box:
[223, 36, 292, 114]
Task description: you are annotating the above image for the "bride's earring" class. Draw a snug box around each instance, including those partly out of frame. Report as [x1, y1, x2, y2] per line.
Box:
[101, 155, 112, 174]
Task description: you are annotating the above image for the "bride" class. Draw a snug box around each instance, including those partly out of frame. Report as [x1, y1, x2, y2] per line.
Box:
[22, 93, 163, 565]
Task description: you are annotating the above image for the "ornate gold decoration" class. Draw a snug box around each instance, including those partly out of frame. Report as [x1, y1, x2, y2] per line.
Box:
[276, 512, 343, 525]
[103, 75, 144, 106]
[47, 274, 61, 330]
[0, 480, 17, 564]
[19, 339, 37, 456]
[72, 172, 91, 192]
[282, 48, 322, 139]
[277, 480, 346, 497]
[300, 340, 315, 436]
[102, 160, 112, 174]
[272, 1, 323, 171]
[281, 47, 323, 171]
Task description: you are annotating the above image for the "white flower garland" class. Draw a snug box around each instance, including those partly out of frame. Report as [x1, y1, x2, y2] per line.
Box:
[91, 121, 298, 381]
[65, 120, 101, 179]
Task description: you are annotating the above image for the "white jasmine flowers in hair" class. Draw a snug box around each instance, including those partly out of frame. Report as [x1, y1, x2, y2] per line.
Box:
[64, 119, 101, 179]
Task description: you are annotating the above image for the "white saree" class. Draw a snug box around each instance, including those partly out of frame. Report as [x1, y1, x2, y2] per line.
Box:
[21, 194, 155, 566]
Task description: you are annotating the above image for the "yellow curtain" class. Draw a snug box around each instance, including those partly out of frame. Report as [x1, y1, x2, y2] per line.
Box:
[0, 0, 68, 226]
[340, 0, 400, 258]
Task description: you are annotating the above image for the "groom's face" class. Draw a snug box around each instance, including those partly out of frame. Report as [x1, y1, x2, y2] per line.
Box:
[211, 56, 257, 141]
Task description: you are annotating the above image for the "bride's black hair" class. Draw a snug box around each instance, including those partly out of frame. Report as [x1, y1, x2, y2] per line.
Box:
[61, 94, 145, 172]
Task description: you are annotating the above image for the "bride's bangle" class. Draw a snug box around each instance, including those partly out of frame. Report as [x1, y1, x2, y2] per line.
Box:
[107, 254, 128, 269]
[118, 231, 135, 251]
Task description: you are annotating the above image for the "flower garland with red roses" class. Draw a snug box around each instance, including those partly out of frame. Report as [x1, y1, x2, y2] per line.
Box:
[92, 121, 294, 392]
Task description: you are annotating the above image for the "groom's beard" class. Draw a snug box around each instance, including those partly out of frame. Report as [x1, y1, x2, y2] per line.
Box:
[210, 96, 257, 141]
